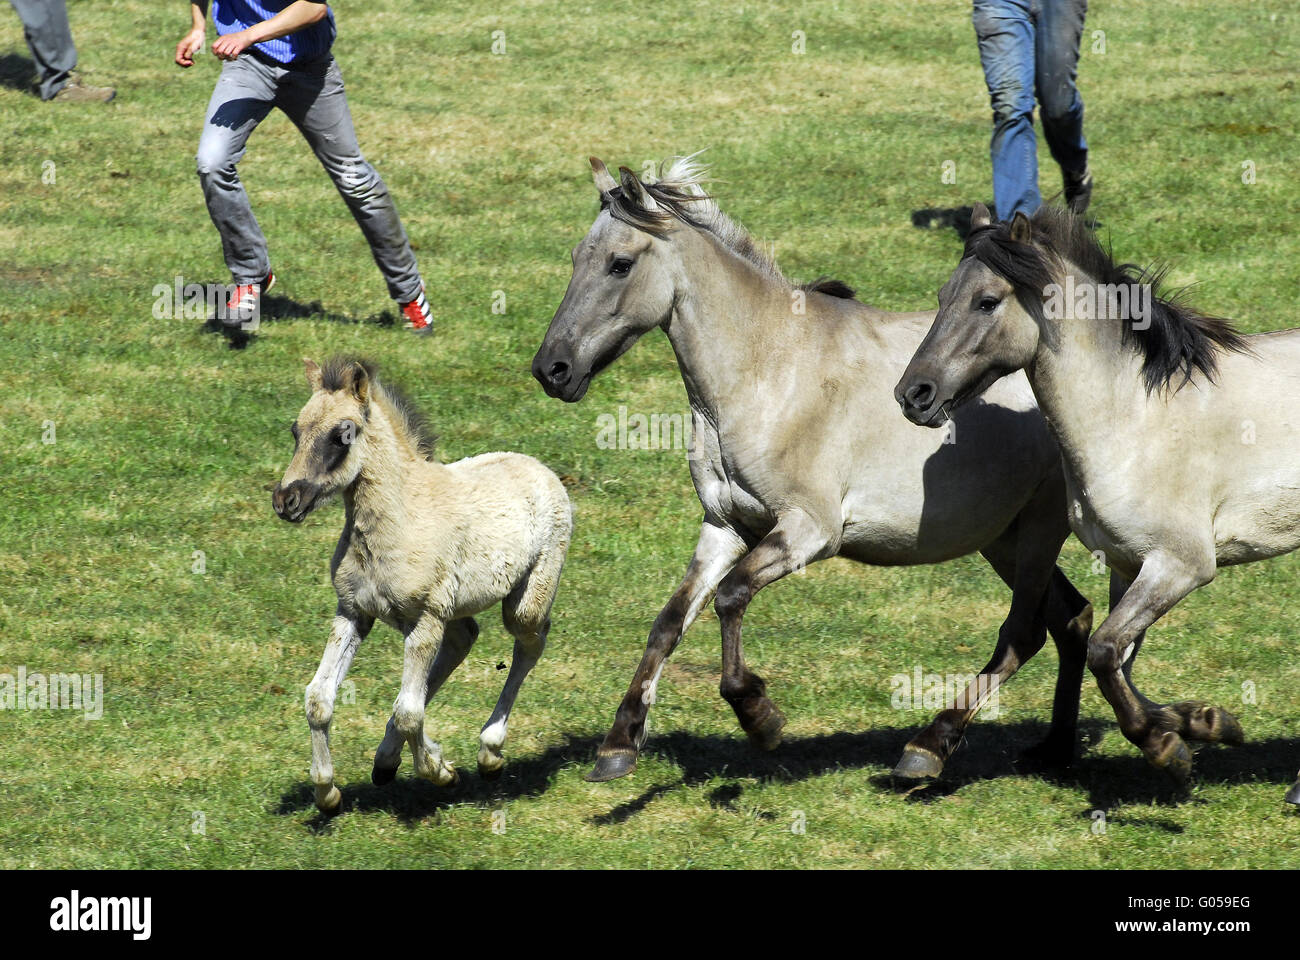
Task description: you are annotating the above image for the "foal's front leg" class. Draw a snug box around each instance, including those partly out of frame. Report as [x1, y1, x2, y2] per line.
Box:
[714, 510, 836, 750]
[392, 613, 459, 786]
[306, 606, 373, 814]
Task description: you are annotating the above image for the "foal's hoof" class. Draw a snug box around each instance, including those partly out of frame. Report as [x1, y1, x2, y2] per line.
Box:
[1173, 701, 1245, 746]
[585, 748, 637, 782]
[477, 749, 505, 781]
[745, 706, 786, 753]
[1285, 782, 1300, 807]
[1148, 731, 1193, 786]
[315, 785, 342, 815]
[371, 763, 399, 786]
[892, 744, 945, 780]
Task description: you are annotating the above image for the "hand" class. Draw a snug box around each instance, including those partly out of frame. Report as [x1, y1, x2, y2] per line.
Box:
[175, 28, 205, 67]
[211, 30, 253, 62]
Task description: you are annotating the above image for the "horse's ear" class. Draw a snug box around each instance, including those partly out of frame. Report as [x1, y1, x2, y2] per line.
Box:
[1009, 211, 1033, 244]
[347, 362, 370, 405]
[590, 156, 617, 195]
[618, 165, 659, 212]
[970, 202, 992, 231]
[303, 357, 323, 392]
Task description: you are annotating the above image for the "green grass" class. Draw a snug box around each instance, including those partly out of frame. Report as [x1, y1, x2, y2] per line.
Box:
[1, 0, 1298, 868]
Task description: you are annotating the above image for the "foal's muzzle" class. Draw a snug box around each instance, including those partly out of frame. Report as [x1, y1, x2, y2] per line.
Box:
[272, 480, 320, 523]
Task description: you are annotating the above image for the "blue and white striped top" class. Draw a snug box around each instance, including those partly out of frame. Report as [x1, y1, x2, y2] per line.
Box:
[212, 0, 336, 65]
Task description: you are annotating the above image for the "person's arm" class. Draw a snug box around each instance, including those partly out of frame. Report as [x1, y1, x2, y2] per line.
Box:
[211, 1, 330, 61]
[175, 1, 208, 68]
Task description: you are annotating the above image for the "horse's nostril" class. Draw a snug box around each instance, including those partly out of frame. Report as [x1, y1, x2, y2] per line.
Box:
[905, 380, 936, 410]
[546, 360, 571, 385]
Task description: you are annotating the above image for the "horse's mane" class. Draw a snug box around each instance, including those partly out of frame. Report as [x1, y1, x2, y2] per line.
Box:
[601, 154, 856, 301]
[964, 206, 1249, 394]
[319, 356, 437, 460]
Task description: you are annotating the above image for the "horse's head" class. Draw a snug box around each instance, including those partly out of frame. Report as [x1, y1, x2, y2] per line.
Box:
[273, 358, 371, 522]
[532, 157, 688, 402]
[896, 203, 1044, 427]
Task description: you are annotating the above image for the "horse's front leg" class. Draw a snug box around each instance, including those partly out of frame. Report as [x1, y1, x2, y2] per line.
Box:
[714, 510, 836, 750]
[372, 617, 479, 785]
[586, 520, 749, 782]
[305, 605, 372, 814]
[1087, 552, 1214, 784]
[392, 613, 458, 786]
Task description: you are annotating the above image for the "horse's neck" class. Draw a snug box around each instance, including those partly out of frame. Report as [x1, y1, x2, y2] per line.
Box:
[1030, 268, 1149, 479]
[343, 404, 436, 546]
[663, 230, 787, 415]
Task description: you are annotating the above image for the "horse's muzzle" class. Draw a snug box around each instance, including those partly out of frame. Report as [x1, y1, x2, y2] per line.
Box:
[531, 352, 588, 402]
[895, 377, 946, 427]
[272, 480, 320, 523]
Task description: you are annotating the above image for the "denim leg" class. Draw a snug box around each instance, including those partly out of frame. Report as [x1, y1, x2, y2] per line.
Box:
[972, 0, 1039, 219]
[9, 0, 77, 99]
[195, 56, 279, 284]
[278, 58, 423, 303]
[1036, 0, 1088, 177]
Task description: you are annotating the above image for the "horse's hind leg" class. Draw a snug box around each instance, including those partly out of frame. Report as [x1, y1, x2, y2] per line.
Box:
[1018, 566, 1093, 769]
[714, 510, 836, 751]
[372, 617, 479, 785]
[894, 519, 1058, 779]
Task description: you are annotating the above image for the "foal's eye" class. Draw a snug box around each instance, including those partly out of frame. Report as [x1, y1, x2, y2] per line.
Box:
[978, 296, 1001, 313]
[609, 257, 633, 277]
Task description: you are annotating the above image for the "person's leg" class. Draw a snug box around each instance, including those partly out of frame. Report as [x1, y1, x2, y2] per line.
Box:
[278, 57, 424, 304]
[9, 0, 77, 99]
[195, 56, 279, 285]
[1035, 0, 1089, 188]
[972, 0, 1039, 219]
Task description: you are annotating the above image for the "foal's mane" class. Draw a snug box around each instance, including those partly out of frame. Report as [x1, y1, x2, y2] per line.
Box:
[602, 154, 856, 300]
[319, 357, 437, 460]
[965, 206, 1249, 394]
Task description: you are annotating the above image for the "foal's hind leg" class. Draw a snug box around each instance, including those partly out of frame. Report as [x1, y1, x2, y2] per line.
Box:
[372, 617, 479, 785]
[476, 552, 563, 780]
[714, 510, 836, 751]
[894, 520, 1059, 779]
[1108, 571, 1244, 748]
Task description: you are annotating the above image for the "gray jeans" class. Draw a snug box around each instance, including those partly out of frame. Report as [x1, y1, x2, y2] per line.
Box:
[196, 51, 422, 300]
[9, 0, 77, 100]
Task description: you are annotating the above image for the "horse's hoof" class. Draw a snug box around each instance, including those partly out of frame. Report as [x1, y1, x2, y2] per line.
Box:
[1148, 731, 1193, 785]
[1174, 702, 1245, 746]
[893, 744, 945, 780]
[745, 704, 786, 752]
[315, 785, 342, 815]
[585, 748, 637, 782]
[1017, 735, 1075, 771]
[478, 751, 505, 781]
[371, 763, 399, 786]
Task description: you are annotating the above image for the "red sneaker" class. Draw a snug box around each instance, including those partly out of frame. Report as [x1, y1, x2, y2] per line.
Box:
[399, 286, 433, 334]
[223, 270, 275, 328]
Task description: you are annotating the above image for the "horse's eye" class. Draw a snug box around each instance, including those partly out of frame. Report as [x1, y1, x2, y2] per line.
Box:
[609, 257, 633, 277]
[978, 296, 1000, 313]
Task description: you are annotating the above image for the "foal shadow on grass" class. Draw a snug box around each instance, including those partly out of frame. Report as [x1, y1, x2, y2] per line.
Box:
[201, 291, 397, 349]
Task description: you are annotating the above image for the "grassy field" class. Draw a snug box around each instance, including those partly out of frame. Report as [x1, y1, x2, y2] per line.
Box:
[1, 0, 1298, 868]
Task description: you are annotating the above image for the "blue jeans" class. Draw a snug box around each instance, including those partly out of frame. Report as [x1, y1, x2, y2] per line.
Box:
[972, 0, 1088, 219]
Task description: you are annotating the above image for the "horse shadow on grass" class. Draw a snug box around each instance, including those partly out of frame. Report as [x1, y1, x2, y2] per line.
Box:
[273, 720, 1300, 832]
[201, 291, 397, 349]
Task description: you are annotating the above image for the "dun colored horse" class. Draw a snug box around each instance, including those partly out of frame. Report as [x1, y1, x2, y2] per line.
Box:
[274, 358, 571, 813]
[533, 156, 1094, 783]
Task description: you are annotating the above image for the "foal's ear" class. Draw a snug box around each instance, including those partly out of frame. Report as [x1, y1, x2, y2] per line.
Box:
[590, 156, 618, 195]
[1009, 211, 1033, 244]
[970, 202, 992, 231]
[346, 361, 370, 405]
[303, 357, 323, 392]
[618, 165, 659, 212]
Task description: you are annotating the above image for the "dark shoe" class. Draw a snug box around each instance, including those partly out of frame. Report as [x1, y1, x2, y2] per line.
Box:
[50, 73, 116, 103]
[1064, 166, 1093, 215]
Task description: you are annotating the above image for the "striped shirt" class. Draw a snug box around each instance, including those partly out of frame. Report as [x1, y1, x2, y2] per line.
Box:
[212, 1, 336, 65]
